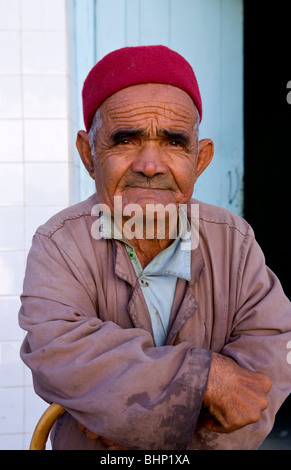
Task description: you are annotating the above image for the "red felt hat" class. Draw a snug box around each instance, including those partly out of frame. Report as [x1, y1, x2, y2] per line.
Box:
[82, 45, 202, 132]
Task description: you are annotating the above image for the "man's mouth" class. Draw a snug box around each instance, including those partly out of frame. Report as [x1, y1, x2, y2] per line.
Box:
[126, 185, 167, 190]
[122, 174, 174, 191]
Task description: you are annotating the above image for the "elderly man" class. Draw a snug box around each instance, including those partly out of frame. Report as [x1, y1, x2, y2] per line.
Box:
[19, 46, 291, 450]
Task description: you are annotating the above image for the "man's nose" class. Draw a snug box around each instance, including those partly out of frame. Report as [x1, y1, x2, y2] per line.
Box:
[131, 142, 167, 177]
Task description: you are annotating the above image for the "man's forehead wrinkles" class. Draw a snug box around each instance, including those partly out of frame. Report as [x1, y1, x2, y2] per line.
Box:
[107, 119, 192, 135]
[107, 102, 194, 119]
[104, 109, 195, 135]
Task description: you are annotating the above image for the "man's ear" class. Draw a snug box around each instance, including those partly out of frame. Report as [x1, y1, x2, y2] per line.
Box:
[195, 138, 214, 181]
[76, 130, 95, 180]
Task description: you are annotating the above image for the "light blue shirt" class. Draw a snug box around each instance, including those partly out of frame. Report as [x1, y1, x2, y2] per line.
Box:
[100, 209, 191, 346]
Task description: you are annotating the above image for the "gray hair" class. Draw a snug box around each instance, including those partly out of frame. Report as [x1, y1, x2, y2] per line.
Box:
[88, 104, 200, 159]
[88, 108, 103, 159]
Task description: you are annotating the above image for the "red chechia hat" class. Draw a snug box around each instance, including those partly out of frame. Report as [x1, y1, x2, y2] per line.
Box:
[82, 45, 202, 132]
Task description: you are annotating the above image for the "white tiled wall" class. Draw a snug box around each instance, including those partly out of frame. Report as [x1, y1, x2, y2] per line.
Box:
[0, 0, 78, 449]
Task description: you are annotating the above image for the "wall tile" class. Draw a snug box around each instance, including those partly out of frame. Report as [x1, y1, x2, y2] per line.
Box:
[0, 297, 22, 341]
[0, 434, 23, 451]
[0, 251, 25, 296]
[24, 387, 49, 434]
[0, 342, 24, 387]
[0, 164, 23, 206]
[0, 76, 22, 119]
[0, 31, 21, 74]
[0, 0, 78, 450]
[0, 387, 23, 434]
[0, 0, 20, 30]
[22, 31, 67, 75]
[24, 119, 69, 162]
[25, 162, 69, 206]
[0, 120, 23, 163]
[0, 207, 24, 250]
[23, 75, 67, 119]
[21, 0, 66, 31]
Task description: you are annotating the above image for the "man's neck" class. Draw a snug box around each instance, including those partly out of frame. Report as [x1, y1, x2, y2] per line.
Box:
[121, 214, 179, 269]
[129, 237, 174, 269]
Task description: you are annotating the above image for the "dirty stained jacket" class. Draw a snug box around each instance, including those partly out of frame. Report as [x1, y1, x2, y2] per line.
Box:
[19, 194, 291, 450]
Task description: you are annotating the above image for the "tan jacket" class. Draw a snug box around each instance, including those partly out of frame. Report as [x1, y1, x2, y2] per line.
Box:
[19, 194, 291, 450]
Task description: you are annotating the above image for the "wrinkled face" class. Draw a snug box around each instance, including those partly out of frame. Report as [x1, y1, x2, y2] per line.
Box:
[92, 84, 202, 213]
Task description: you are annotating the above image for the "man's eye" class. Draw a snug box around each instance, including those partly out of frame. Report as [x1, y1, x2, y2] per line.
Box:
[169, 140, 181, 147]
[117, 139, 132, 145]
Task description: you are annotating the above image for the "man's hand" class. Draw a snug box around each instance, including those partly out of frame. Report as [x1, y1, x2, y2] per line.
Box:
[77, 422, 128, 450]
[202, 352, 272, 433]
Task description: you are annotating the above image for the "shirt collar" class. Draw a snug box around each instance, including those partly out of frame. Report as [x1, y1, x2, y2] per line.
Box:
[99, 206, 191, 281]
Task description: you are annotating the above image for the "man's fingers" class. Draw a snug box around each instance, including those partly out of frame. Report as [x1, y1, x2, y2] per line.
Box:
[77, 421, 99, 440]
[85, 428, 100, 440]
[257, 372, 272, 394]
[78, 423, 127, 448]
[202, 353, 273, 433]
[77, 421, 86, 433]
[99, 436, 117, 447]
[201, 412, 225, 433]
[202, 385, 271, 433]
[100, 436, 128, 449]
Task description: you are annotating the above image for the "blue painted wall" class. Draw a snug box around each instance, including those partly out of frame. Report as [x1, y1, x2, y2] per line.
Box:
[74, 0, 244, 215]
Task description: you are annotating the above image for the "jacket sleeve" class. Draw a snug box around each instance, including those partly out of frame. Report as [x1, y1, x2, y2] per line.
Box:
[19, 232, 211, 450]
[195, 224, 291, 450]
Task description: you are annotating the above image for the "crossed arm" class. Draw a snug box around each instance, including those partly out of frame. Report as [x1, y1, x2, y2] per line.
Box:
[19, 231, 291, 450]
[77, 351, 272, 448]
